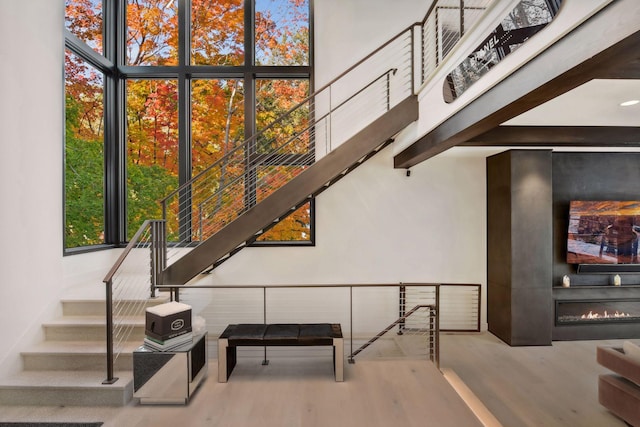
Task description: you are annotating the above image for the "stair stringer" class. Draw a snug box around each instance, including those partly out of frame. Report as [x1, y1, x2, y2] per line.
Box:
[162, 95, 418, 286]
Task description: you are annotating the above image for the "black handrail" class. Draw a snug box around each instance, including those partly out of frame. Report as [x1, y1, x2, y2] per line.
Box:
[348, 304, 438, 365]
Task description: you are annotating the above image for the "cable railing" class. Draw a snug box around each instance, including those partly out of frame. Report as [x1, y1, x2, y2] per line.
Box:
[349, 304, 439, 366]
[421, 0, 495, 84]
[160, 61, 412, 270]
[156, 283, 480, 369]
[101, 220, 166, 384]
[156, 0, 494, 271]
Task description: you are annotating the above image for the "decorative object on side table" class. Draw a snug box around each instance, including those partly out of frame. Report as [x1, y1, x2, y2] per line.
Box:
[144, 301, 193, 350]
[562, 275, 571, 288]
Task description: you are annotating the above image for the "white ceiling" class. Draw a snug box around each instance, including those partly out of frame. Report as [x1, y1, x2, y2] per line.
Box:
[505, 79, 640, 126]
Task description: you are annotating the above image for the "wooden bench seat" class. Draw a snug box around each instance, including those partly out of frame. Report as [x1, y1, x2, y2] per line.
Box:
[218, 323, 344, 382]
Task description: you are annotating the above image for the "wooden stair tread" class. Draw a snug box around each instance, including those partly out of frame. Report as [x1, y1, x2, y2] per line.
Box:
[23, 340, 141, 354]
[43, 316, 145, 326]
[0, 370, 133, 389]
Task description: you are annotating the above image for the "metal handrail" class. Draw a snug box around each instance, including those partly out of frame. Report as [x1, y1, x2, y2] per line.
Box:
[348, 304, 438, 364]
[103, 219, 154, 285]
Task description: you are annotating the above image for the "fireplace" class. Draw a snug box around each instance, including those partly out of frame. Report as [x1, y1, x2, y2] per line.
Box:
[556, 299, 640, 325]
[553, 286, 640, 340]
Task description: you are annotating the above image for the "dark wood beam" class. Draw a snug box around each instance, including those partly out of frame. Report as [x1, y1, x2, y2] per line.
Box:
[462, 126, 640, 146]
[394, 1, 640, 169]
[596, 58, 640, 79]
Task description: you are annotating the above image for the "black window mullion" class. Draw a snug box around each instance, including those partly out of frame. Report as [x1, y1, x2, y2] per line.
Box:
[178, 0, 193, 242]
[114, 0, 129, 244]
[244, 0, 257, 210]
[103, 0, 121, 245]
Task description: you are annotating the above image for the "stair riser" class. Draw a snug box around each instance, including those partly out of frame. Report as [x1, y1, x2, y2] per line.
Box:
[22, 353, 133, 372]
[62, 301, 107, 316]
[0, 385, 132, 407]
[44, 325, 145, 341]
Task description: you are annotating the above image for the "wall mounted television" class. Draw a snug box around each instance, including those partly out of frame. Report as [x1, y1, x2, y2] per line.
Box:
[567, 201, 640, 272]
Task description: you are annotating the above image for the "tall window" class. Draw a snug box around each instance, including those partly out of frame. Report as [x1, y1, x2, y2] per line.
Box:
[64, 0, 312, 251]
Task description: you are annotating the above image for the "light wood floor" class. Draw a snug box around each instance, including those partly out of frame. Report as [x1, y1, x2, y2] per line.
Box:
[0, 332, 630, 427]
[439, 332, 628, 427]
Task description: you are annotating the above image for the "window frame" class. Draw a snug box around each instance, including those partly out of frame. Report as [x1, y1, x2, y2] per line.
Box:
[64, 0, 314, 254]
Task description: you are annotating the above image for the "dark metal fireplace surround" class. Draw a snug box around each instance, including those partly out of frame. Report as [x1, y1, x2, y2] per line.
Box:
[552, 152, 640, 341]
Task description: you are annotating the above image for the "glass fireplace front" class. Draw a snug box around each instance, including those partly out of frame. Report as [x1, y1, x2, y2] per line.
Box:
[555, 299, 640, 326]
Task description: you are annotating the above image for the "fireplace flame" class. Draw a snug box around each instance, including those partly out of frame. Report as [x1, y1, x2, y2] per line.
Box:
[580, 310, 631, 319]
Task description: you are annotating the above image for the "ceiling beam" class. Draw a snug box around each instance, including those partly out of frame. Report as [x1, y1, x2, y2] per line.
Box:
[394, 1, 640, 169]
[462, 126, 640, 146]
[596, 58, 640, 79]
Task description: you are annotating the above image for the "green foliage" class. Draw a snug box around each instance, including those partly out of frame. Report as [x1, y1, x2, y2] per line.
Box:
[126, 162, 178, 238]
[65, 95, 105, 247]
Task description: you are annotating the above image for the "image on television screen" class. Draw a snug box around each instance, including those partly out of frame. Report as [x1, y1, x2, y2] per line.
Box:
[567, 201, 640, 265]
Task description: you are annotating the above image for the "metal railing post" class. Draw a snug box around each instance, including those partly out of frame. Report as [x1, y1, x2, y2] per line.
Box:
[349, 286, 354, 364]
[435, 285, 440, 368]
[398, 284, 406, 335]
[263, 287, 269, 365]
[102, 279, 118, 385]
[460, 0, 465, 36]
[150, 220, 166, 298]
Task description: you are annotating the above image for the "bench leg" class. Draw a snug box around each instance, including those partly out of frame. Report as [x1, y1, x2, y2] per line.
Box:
[218, 338, 228, 382]
[333, 337, 344, 382]
[218, 338, 237, 382]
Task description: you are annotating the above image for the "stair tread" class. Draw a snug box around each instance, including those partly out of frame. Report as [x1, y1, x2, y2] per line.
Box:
[43, 315, 145, 326]
[60, 296, 169, 304]
[0, 370, 133, 389]
[23, 340, 142, 354]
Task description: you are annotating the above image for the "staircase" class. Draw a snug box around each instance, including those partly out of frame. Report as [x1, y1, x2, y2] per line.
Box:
[162, 95, 418, 286]
[0, 297, 167, 406]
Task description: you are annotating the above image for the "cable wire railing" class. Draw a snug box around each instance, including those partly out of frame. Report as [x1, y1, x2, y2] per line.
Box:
[160, 62, 413, 272]
[101, 220, 166, 384]
[159, 283, 484, 369]
[421, 0, 495, 84]
[349, 303, 439, 366]
[157, 0, 495, 273]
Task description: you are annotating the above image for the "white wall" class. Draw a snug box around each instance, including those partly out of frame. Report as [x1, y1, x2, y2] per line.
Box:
[199, 145, 486, 285]
[313, 0, 428, 87]
[0, 0, 66, 377]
